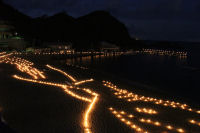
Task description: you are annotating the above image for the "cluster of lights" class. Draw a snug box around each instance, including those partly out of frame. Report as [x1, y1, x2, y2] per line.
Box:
[109, 107, 185, 133]
[0, 52, 6, 55]
[3, 55, 199, 133]
[13, 73, 99, 133]
[109, 107, 148, 133]
[13, 75, 93, 102]
[136, 107, 157, 114]
[7, 58, 99, 133]
[103, 81, 200, 113]
[13, 75, 99, 133]
[46, 64, 77, 82]
[139, 118, 185, 133]
[75, 79, 94, 85]
[83, 95, 98, 133]
[82, 88, 98, 96]
[189, 119, 200, 127]
[13, 51, 124, 56]
[62, 86, 92, 102]
[139, 118, 161, 126]
[1, 56, 45, 79]
[47, 62, 93, 86]
[141, 49, 187, 58]
[13, 75, 66, 88]
[13, 52, 74, 55]
[0, 53, 13, 59]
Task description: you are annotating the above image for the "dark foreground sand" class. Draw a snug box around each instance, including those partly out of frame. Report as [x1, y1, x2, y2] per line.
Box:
[0, 55, 200, 133]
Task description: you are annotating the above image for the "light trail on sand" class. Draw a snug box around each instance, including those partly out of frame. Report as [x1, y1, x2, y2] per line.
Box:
[1, 57, 99, 133]
[13, 73, 98, 133]
[46, 64, 77, 82]
[104, 81, 200, 133]
[1, 54, 200, 132]
[103, 81, 200, 113]
[84, 95, 98, 133]
[46, 64, 94, 86]
[108, 107, 186, 133]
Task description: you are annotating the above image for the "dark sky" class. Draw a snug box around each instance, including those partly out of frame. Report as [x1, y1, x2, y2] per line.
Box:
[4, 0, 200, 42]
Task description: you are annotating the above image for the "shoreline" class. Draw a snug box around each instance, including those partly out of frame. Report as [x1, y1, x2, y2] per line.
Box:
[0, 54, 200, 133]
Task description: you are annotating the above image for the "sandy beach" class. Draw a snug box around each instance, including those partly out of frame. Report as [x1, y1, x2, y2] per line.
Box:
[0, 54, 200, 133]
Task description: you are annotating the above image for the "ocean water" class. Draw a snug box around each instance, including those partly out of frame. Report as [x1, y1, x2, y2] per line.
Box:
[66, 47, 200, 104]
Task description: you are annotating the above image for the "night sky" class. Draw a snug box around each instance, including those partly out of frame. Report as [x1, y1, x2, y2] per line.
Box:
[4, 0, 200, 42]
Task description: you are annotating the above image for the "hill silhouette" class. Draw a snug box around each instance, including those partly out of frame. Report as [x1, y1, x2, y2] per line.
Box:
[0, 0, 134, 49]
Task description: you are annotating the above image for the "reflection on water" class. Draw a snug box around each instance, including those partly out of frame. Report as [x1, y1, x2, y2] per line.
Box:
[66, 53, 123, 68]
[65, 49, 200, 103]
[66, 51, 188, 70]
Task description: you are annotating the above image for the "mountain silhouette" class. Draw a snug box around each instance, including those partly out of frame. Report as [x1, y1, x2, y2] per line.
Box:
[76, 11, 130, 43]
[0, 0, 134, 49]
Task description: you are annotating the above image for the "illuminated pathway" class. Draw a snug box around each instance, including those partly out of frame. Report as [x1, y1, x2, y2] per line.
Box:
[0, 53, 200, 133]
[103, 81, 200, 132]
[0, 53, 98, 133]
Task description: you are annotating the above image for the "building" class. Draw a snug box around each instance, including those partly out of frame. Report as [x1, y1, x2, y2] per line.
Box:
[100, 41, 120, 52]
[0, 21, 14, 49]
[0, 21, 14, 39]
[0, 21, 26, 50]
[44, 42, 74, 53]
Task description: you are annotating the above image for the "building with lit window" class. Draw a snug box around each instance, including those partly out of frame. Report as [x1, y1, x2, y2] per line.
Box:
[0, 21, 26, 50]
[0, 21, 14, 48]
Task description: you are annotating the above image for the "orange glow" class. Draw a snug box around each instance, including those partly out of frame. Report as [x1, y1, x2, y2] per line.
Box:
[75, 79, 94, 85]
[46, 64, 76, 82]
[136, 107, 157, 114]
[83, 95, 98, 133]
[103, 81, 200, 114]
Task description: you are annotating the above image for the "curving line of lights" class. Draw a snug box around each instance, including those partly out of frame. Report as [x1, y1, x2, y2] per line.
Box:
[46, 64, 94, 86]
[74, 79, 94, 86]
[10, 60, 99, 133]
[46, 64, 77, 82]
[0, 52, 6, 55]
[0, 53, 13, 59]
[84, 95, 98, 133]
[141, 49, 187, 58]
[13, 75, 92, 102]
[189, 119, 200, 127]
[109, 107, 185, 133]
[13, 74, 99, 133]
[1, 56, 45, 79]
[135, 107, 157, 115]
[109, 107, 148, 133]
[103, 81, 200, 113]
[1, 54, 102, 133]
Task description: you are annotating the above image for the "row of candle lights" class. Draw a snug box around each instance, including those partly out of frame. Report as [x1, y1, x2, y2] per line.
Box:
[109, 107, 185, 133]
[0, 53, 13, 59]
[3, 54, 196, 133]
[189, 119, 200, 127]
[104, 81, 200, 132]
[13, 52, 73, 55]
[13, 51, 122, 55]
[13, 74, 98, 133]
[135, 107, 157, 115]
[75, 79, 94, 85]
[102, 81, 200, 114]
[46, 64, 77, 82]
[1, 56, 46, 80]
[141, 49, 187, 57]
[109, 107, 148, 133]
[0, 56, 99, 133]
[46, 64, 94, 86]
[0, 52, 6, 55]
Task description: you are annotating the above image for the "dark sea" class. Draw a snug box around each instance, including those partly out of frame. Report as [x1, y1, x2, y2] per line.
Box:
[66, 45, 200, 105]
